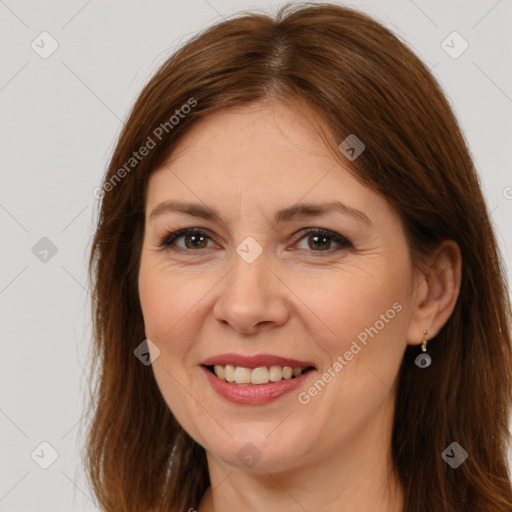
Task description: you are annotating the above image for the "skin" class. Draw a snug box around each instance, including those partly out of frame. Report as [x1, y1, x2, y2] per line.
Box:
[138, 99, 462, 512]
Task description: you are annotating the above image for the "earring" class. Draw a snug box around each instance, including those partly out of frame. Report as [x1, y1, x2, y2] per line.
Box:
[414, 330, 432, 368]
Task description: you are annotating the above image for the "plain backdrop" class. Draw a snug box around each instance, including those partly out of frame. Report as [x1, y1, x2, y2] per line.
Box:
[1, 0, 511, 510]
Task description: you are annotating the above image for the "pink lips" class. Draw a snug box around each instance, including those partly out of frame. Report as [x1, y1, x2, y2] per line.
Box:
[200, 353, 316, 405]
[201, 353, 315, 368]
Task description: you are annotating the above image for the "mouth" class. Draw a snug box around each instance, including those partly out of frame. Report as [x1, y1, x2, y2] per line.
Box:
[199, 353, 317, 405]
[203, 364, 316, 385]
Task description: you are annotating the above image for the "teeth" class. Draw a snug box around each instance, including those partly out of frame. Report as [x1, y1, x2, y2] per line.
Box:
[269, 365, 283, 382]
[213, 364, 307, 385]
[251, 366, 269, 384]
[234, 366, 251, 384]
[215, 365, 225, 380]
[224, 364, 235, 382]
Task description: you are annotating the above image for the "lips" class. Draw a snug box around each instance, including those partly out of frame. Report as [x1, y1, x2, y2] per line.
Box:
[201, 353, 316, 368]
[200, 353, 317, 405]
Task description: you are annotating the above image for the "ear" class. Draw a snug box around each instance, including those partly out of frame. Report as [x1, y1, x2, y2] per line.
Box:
[405, 240, 462, 346]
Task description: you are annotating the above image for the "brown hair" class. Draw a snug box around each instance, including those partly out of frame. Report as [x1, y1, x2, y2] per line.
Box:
[85, 2, 512, 510]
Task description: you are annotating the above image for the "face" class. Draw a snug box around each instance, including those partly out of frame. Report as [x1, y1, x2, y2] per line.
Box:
[138, 100, 420, 473]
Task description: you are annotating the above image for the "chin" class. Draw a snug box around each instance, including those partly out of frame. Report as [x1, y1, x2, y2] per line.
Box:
[203, 431, 310, 473]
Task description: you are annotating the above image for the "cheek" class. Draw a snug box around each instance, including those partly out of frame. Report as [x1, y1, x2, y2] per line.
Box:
[304, 268, 406, 330]
[303, 271, 407, 433]
[138, 265, 167, 340]
[138, 261, 199, 425]
[295, 263, 407, 352]
[138, 256, 203, 341]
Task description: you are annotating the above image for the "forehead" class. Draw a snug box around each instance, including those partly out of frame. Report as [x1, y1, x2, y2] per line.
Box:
[145, 101, 386, 226]
[162, 100, 332, 170]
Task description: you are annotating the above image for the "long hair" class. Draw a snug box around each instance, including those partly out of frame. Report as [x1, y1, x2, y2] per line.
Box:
[85, 3, 512, 510]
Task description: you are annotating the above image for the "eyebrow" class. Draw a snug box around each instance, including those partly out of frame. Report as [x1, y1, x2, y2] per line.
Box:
[149, 200, 372, 226]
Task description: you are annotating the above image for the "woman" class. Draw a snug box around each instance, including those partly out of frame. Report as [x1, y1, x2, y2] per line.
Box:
[85, 3, 512, 511]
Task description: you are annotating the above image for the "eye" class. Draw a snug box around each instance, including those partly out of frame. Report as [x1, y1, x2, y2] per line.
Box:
[159, 228, 213, 251]
[294, 228, 352, 254]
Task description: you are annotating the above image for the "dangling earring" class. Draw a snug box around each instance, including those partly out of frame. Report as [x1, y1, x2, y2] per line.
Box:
[414, 329, 432, 368]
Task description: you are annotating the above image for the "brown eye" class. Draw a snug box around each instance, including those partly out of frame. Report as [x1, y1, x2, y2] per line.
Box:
[307, 233, 332, 251]
[183, 233, 208, 249]
[295, 228, 352, 254]
[159, 229, 213, 251]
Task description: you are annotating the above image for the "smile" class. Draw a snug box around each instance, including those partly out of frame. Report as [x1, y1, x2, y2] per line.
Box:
[200, 366, 316, 405]
[207, 364, 314, 385]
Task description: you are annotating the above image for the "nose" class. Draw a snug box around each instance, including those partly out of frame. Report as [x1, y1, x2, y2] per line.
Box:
[212, 248, 290, 335]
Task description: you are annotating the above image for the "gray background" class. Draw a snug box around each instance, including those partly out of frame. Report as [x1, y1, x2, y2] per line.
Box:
[1, 0, 511, 510]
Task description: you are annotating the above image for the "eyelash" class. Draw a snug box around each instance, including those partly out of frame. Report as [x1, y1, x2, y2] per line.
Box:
[157, 227, 352, 256]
